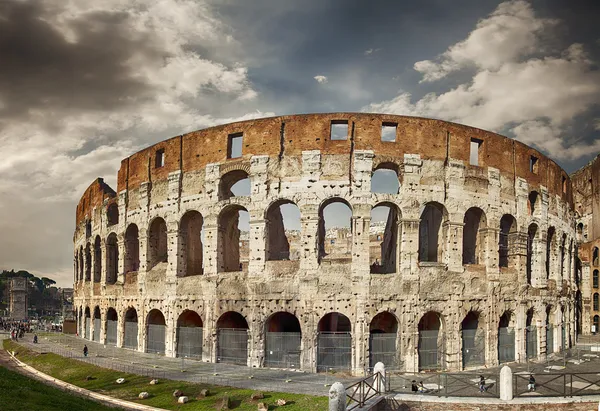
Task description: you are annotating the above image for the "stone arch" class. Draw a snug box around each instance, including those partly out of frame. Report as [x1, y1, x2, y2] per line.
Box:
[84, 306, 91, 340]
[594, 269, 599, 288]
[216, 311, 249, 365]
[93, 306, 101, 342]
[107, 203, 119, 226]
[124, 224, 140, 274]
[105, 233, 118, 284]
[369, 311, 398, 368]
[123, 307, 138, 350]
[219, 169, 250, 201]
[499, 214, 518, 268]
[528, 191, 539, 215]
[146, 309, 166, 354]
[176, 310, 203, 359]
[93, 236, 102, 283]
[526, 307, 537, 359]
[594, 247, 599, 266]
[594, 315, 599, 334]
[545, 227, 556, 280]
[179, 210, 204, 276]
[264, 312, 302, 368]
[147, 217, 168, 270]
[317, 312, 352, 372]
[462, 207, 487, 265]
[418, 311, 444, 371]
[265, 199, 301, 261]
[461, 311, 484, 368]
[576, 222, 583, 241]
[418, 202, 448, 263]
[594, 293, 599, 311]
[370, 202, 400, 274]
[526, 223, 538, 285]
[371, 163, 400, 194]
[218, 204, 249, 272]
[318, 197, 353, 263]
[105, 307, 118, 345]
[498, 311, 515, 363]
[85, 243, 91, 281]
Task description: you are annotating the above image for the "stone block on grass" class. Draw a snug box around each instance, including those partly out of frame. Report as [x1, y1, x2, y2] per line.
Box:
[178, 396, 189, 404]
[219, 396, 231, 410]
[257, 402, 268, 411]
[250, 392, 264, 400]
[139, 392, 149, 399]
[173, 389, 183, 397]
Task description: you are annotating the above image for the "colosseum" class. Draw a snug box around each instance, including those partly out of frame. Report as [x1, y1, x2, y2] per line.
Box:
[73, 113, 577, 375]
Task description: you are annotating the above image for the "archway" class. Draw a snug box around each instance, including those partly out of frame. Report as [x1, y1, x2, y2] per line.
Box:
[264, 312, 301, 368]
[124, 224, 140, 274]
[462, 208, 487, 265]
[93, 306, 101, 342]
[418, 202, 447, 263]
[499, 215, 517, 268]
[369, 312, 398, 368]
[498, 311, 515, 363]
[218, 205, 249, 272]
[105, 308, 118, 345]
[216, 312, 249, 365]
[546, 306, 554, 354]
[371, 165, 399, 194]
[526, 224, 538, 284]
[219, 170, 250, 201]
[107, 203, 119, 226]
[265, 200, 301, 261]
[84, 307, 91, 340]
[370, 203, 400, 274]
[594, 316, 599, 334]
[123, 308, 138, 350]
[176, 310, 203, 359]
[317, 312, 352, 372]
[148, 218, 168, 270]
[179, 211, 204, 276]
[526, 308, 537, 359]
[546, 227, 556, 280]
[106, 233, 118, 284]
[146, 309, 166, 354]
[317, 199, 352, 263]
[93, 236, 101, 283]
[461, 311, 484, 368]
[418, 312, 444, 371]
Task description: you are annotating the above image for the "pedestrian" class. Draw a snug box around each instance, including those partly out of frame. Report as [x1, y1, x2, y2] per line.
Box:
[83, 344, 88, 357]
[33, 334, 38, 344]
[418, 381, 426, 393]
[479, 375, 486, 392]
[528, 374, 536, 391]
[411, 380, 418, 393]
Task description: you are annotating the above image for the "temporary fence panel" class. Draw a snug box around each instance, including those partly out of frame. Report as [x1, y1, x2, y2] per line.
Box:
[177, 326, 203, 359]
[85, 317, 91, 340]
[217, 328, 248, 365]
[462, 329, 485, 368]
[369, 333, 397, 368]
[124, 321, 138, 349]
[418, 330, 444, 371]
[265, 332, 301, 368]
[498, 327, 515, 363]
[93, 318, 101, 342]
[106, 320, 117, 345]
[546, 326, 554, 354]
[147, 324, 166, 354]
[526, 326, 537, 359]
[561, 325, 567, 350]
[317, 332, 351, 372]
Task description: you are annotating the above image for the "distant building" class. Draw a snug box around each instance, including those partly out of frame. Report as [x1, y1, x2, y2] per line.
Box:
[9, 277, 28, 320]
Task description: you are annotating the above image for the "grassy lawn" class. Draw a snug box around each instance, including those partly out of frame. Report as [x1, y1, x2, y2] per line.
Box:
[4, 340, 327, 410]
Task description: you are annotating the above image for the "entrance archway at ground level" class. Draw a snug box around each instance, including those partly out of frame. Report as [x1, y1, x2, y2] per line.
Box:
[216, 311, 248, 365]
[526, 308, 537, 359]
[498, 311, 515, 363]
[546, 306, 554, 354]
[93, 306, 101, 342]
[146, 309, 166, 355]
[105, 308, 118, 345]
[264, 312, 301, 368]
[418, 312, 444, 371]
[317, 312, 351, 372]
[176, 310, 203, 359]
[123, 308, 138, 350]
[369, 312, 398, 368]
[84, 307, 91, 340]
[461, 311, 484, 368]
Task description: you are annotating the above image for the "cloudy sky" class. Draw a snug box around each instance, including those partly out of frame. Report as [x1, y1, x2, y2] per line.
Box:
[0, 0, 598, 287]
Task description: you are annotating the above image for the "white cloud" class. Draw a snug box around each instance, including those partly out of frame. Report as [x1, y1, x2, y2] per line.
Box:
[314, 75, 328, 83]
[364, 48, 381, 56]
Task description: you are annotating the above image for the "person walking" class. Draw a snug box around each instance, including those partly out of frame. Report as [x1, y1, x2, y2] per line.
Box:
[83, 344, 88, 357]
[528, 374, 536, 392]
[479, 375, 486, 392]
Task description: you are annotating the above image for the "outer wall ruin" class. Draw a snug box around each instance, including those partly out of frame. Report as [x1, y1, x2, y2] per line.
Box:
[73, 113, 576, 374]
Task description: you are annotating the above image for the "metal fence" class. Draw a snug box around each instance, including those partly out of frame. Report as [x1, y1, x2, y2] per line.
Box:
[317, 332, 351, 372]
[106, 320, 117, 345]
[498, 327, 515, 363]
[93, 319, 101, 342]
[547, 326, 554, 354]
[85, 318, 91, 340]
[418, 331, 444, 371]
[369, 333, 397, 368]
[176, 326, 203, 359]
[217, 328, 248, 365]
[265, 332, 301, 368]
[346, 372, 384, 410]
[526, 326, 537, 359]
[123, 321, 138, 349]
[462, 329, 485, 368]
[387, 372, 499, 398]
[514, 372, 600, 397]
[146, 324, 166, 354]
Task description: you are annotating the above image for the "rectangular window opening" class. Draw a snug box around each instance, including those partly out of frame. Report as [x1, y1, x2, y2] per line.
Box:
[330, 120, 348, 141]
[228, 132, 243, 159]
[469, 138, 483, 166]
[530, 156, 538, 174]
[381, 122, 397, 142]
[155, 149, 165, 168]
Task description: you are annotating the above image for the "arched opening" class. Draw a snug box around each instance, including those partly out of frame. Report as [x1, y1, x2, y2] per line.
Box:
[176, 310, 203, 359]
[369, 312, 398, 368]
[418, 312, 444, 371]
[105, 308, 118, 345]
[85, 243, 91, 281]
[93, 236, 101, 283]
[462, 208, 487, 265]
[124, 224, 140, 274]
[498, 311, 515, 363]
[219, 170, 250, 201]
[179, 211, 204, 276]
[528, 191, 538, 215]
[84, 307, 91, 340]
[594, 315, 599, 334]
[123, 308, 138, 350]
[546, 306, 554, 354]
[317, 312, 351, 372]
[575, 290, 582, 336]
[559, 234, 567, 282]
[218, 205, 249, 272]
[461, 311, 484, 368]
[265, 200, 301, 261]
[546, 227, 556, 280]
[526, 308, 537, 359]
[85, 220, 92, 238]
[146, 309, 166, 355]
[594, 270, 599, 289]
[370, 203, 400, 274]
[216, 311, 249, 365]
[576, 257, 582, 286]
[594, 247, 599, 266]
[93, 306, 101, 342]
[107, 203, 119, 226]
[499, 214, 517, 268]
[318, 199, 352, 263]
[264, 312, 302, 368]
[418, 202, 447, 263]
[594, 293, 599, 311]
[576, 223, 583, 242]
[526, 224, 538, 285]
[148, 218, 168, 270]
[371, 165, 399, 194]
[106, 233, 118, 284]
[79, 246, 84, 281]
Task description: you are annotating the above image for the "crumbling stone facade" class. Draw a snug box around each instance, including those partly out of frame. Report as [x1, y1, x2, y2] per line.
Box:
[73, 113, 576, 374]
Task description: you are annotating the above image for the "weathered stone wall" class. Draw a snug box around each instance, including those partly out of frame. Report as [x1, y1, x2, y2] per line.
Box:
[9, 277, 28, 320]
[73, 113, 577, 374]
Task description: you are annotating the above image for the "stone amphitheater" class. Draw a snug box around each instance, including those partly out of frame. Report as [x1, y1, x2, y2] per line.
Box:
[73, 113, 577, 375]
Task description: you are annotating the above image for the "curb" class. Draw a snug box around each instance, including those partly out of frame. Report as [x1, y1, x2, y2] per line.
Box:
[6, 350, 166, 411]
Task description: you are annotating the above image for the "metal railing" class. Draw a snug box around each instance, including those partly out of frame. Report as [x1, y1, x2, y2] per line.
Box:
[387, 372, 500, 398]
[514, 372, 600, 397]
[346, 372, 383, 410]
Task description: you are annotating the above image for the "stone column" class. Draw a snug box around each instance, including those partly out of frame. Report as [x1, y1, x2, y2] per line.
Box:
[399, 218, 419, 276]
[117, 234, 126, 284]
[202, 304, 214, 363]
[138, 305, 146, 353]
[445, 220, 464, 272]
[202, 216, 218, 276]
[299, 208, 319, 273]
[100, 307, 106, 344]
[248, 216, 266, 275]
[515, 304, 526, 363]
[499, 365, 513, 400]
[484, 227, 500, 280]
[165, 221, 179, 286]
[100, 240, 107, 289]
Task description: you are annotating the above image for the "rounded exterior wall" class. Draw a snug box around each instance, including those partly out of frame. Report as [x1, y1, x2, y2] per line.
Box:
[72, 113, 576, 373]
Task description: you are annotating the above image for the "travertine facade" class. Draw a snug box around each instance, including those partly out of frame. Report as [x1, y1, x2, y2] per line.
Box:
[73, 113, 576, 374]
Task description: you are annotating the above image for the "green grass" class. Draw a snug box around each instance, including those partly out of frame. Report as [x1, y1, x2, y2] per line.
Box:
[4, 340, 327, 410]
[0, 362, 121, 411]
